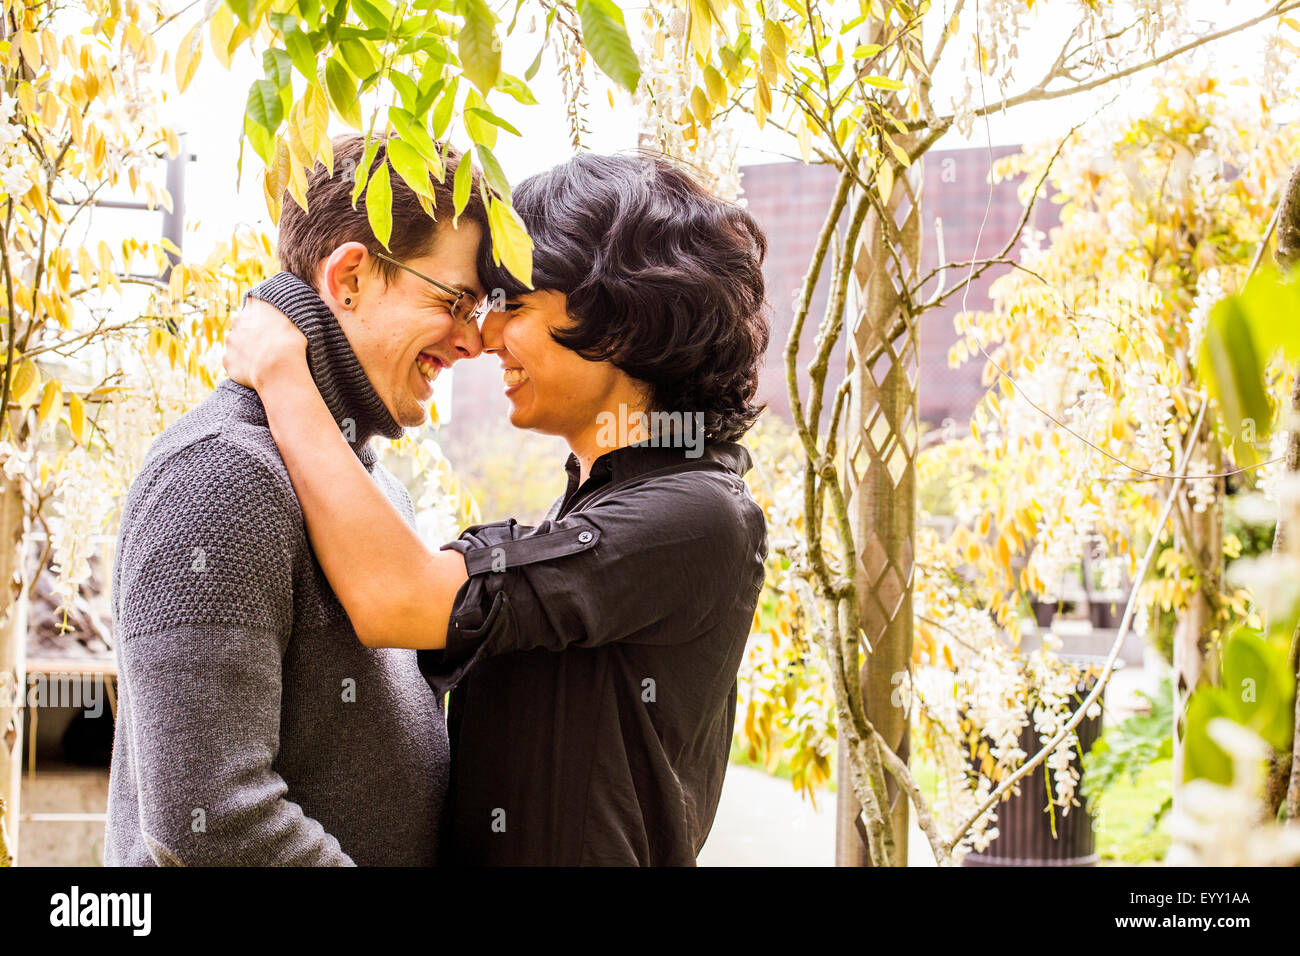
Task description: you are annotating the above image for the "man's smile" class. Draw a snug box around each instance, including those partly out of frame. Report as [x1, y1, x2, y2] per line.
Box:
[416, 349, 447, 383]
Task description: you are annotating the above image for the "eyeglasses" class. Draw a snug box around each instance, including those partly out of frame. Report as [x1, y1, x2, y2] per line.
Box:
[374, 251, 489, 327]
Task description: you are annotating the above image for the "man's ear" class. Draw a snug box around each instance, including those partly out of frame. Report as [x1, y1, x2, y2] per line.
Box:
[320, 242, 371, 310]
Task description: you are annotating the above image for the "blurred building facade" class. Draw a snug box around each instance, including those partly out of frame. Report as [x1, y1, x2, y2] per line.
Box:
[445, 145, 1060, 445]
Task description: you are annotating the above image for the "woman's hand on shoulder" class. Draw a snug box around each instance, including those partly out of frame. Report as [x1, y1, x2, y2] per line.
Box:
[224, 298, 309, 392]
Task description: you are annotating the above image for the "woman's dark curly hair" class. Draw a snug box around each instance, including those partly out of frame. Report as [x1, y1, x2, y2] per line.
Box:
[479, 152, 770, 442]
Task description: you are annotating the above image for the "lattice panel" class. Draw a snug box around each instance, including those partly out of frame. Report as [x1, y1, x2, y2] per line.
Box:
[846, 163, 923, 653]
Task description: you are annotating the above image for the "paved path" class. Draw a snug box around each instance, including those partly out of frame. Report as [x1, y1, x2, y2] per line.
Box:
[698, 765, 936, 866]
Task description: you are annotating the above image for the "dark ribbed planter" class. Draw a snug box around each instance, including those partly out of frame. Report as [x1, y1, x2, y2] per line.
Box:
[962, 659, 1106, 867]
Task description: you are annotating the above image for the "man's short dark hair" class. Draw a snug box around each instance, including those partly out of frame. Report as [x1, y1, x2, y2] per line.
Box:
[480, 152, 770, 443]
[278, 133, 486, 286]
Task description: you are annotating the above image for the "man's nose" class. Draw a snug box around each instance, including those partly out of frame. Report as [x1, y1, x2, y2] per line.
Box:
[448, 321, 484, 360]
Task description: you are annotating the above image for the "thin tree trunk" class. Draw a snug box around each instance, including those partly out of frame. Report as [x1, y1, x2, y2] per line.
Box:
[0, 474, 26, 865]
[1171, 430, 1222, 796]
[839, 159, 923, 866]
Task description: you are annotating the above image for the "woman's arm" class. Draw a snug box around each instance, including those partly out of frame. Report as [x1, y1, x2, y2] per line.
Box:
[224, 301, 466, 650]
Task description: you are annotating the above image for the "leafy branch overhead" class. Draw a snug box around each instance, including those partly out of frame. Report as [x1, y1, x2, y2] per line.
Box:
[195, 0, 645, 287]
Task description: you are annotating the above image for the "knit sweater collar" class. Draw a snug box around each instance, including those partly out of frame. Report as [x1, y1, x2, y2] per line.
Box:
[246, 272, 402, 468]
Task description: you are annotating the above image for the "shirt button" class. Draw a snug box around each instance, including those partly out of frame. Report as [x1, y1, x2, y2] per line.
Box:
[577, 530, 593, 544]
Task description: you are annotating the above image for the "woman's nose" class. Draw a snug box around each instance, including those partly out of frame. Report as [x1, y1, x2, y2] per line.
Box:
[479, 309, 507, 352]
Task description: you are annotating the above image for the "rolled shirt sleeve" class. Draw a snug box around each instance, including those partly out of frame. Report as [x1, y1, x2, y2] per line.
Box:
[418, 472, 766, 695]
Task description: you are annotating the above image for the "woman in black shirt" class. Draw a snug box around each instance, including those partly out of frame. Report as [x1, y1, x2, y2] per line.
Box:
[226, 152, 770, 865]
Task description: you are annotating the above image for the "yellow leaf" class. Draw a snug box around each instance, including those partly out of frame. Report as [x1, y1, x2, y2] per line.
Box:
[754, 76, 771, 130]
[877, 158, 894, 204]
[16, 82, 35, 117]
[10, 361, 38, 408]
[488, 198, 534, 288]
[796, 115, 811, 163]
[306, 83, 331, 171]
[38, 379, 61, 425]
[703, 65, 726, 106]
[69, 393, 87, 445]
[691, 86, 711, 129]
[175, 23, 202, 93]
[40, 28, 58, 68]
[687, 0, 713, 58]
[18, 30, 40, 68]
[209, 4, 236, 70]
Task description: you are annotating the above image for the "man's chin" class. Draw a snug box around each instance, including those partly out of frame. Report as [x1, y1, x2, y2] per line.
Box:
[389, 398, 431, 429]
[400, 408, 431, 428]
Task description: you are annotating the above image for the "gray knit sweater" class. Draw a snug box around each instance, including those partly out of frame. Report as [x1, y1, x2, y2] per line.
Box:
[105, 272, 447, 866]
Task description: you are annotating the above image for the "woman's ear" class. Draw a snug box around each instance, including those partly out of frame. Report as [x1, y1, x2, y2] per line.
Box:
[321, 242, 370, 309]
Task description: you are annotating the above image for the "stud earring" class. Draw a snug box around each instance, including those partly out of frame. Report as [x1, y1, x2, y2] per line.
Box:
[343, 296, 352, 306]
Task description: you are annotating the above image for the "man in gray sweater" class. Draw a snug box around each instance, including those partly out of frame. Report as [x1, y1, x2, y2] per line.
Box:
[105, 134, 487, 865]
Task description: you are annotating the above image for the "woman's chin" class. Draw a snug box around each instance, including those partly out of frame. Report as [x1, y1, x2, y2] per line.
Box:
[506, 405, 531, 430]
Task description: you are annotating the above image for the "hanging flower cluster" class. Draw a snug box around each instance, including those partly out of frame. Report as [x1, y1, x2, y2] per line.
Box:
[912, 65, 1296, 843]
[633, 9, 744, 203]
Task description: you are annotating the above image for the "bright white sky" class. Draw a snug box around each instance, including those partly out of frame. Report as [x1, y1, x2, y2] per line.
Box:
[147, 0, 1292, 263]
[77, 0, 1286, 422]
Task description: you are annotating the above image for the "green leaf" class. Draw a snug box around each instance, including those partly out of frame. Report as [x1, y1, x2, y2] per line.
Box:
[391, 71, 419, 112]
[577, 0, 640, 92]
[463, 89, 497, 148]
[1221, 629, 1294, 750]
[417, 69, 446, 116]
[229, 0, 257, 28]
[388, 138, 435, 201]
[352, 0, 395, 31]
[523, 41, 545, 81]
[1234, 266, 1300, 359]
[283, 28, 318, 80]
[459, 0, 501, 93]
[366, 158, 393, 248]
[243, 79, 282, 165]
[497, 72, 537, 105]
[263, 47, 292, 89]
[1182, 690, 1234, 786]
[452, 151, 472, 224]
[245, 77, 284, 130]
[263, 48, 294, 116]
[389, 106, 439, 159]
[431, 80, 458, 139]
[340, 37, 382, 79]
[351, 136, 381, 207]
[325, 53, 363, 128]
[488, 197, 533, 288]
[465, 107, 521, 138]
[475, 143, 510, 202]
[1200, 296, 1273, 466]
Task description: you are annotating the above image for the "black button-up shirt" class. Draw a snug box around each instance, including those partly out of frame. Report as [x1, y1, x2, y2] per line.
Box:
[418, 441, 768, 865]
